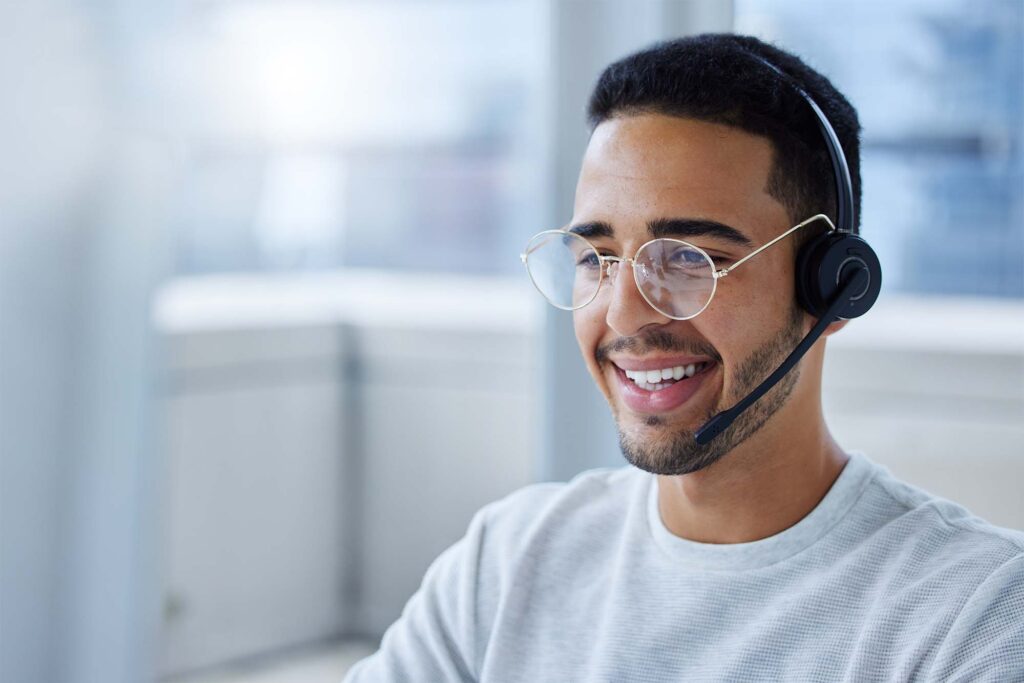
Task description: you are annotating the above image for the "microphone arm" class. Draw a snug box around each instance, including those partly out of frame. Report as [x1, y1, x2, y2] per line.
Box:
[694, 267, 869, 445]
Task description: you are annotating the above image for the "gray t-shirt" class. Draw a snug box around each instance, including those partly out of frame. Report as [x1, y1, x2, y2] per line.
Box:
[344, 451, 1024, 682]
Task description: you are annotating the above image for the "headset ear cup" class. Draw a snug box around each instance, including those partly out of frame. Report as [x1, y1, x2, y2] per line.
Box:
[796, 233, 882, 320]
[795, 233, 833, 317]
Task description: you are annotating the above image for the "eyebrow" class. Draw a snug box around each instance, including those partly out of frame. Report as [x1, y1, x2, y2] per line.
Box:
[568, 218, 753, 248]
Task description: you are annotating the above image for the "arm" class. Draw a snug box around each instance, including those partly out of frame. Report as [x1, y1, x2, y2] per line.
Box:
[924, 553, 1024, 682]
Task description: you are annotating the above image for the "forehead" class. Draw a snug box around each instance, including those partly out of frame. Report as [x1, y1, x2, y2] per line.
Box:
[574, 114, 787, 245]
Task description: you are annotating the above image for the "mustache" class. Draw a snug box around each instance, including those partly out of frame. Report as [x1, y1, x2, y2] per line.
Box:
[595, 328, 722, 366]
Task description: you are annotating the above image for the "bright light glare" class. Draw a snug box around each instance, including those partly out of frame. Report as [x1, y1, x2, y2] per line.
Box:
[255, 154, 347, 265]
[213, 3, 360, 143]
[201, 1, 536, 145]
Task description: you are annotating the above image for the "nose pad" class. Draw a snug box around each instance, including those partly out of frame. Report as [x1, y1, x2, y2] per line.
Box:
[603, 259, 636, 301]
[603, 258, 645, 302]
[604, 258, 643, 286]
[603, 259, 621, 284]
[603, 257, 669, 334]
[604, 258, 653, 304]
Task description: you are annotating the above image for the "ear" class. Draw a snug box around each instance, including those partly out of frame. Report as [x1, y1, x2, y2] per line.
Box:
[798, 310, 850, 338]
[821, 318, 850, 338]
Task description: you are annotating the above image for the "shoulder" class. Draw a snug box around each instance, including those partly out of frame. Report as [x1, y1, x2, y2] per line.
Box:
[865, 458, 1024, 563]
[476, 465, 645, 540]
[827, 455, 1024, 679]
[465, 465, 648, 584]
[851, 455, 1024, 626]
[924, 552, 1024, 681]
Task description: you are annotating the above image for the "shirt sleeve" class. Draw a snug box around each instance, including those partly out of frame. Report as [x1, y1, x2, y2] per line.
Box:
[342, 505, 490, 683]
[924, 552, 1024, 682]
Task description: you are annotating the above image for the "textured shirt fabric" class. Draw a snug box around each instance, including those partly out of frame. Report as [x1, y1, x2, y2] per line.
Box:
[343, 451, 1024, 682]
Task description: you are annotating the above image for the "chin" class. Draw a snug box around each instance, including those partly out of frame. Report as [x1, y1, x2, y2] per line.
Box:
[616, 422, 728, 476]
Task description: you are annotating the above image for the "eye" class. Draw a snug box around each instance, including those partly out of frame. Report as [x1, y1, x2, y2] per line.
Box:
[695, 249, 733, 264]
[682, 250, 707, 263]
[575, 251, 602, 269]
[665, 246, 709, 268]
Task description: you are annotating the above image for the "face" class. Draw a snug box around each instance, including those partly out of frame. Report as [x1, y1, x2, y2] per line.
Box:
[572, 114, 811, 476]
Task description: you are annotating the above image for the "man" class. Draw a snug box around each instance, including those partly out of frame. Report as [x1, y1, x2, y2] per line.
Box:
[345, 34, 1024, 682]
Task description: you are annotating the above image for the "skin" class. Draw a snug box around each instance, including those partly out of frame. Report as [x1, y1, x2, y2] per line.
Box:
[572, 113, 850, 544]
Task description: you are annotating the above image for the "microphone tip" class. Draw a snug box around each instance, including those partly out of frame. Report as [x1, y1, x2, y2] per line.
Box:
[695, 412, 732, 445]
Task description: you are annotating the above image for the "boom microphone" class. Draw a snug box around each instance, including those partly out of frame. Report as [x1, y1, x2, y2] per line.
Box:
[694, 267, 869, 445]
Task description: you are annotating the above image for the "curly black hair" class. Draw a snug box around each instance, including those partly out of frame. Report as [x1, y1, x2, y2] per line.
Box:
[587, 33, 862, 240]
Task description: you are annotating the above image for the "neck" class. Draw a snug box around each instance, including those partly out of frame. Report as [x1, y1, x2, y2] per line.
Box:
[656, 356, 848, 545]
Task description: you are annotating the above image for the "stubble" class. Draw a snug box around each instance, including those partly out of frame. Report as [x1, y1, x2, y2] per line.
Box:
[615, 303, 806, 475]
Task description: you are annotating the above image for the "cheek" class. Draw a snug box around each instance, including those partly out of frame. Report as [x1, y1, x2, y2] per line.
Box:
[702, 280, 786, 359]
[573, 305, 619, 395]
[702, 287, 745, 343]
[573, 308, 605, 366]
[715, 255, 795, 332]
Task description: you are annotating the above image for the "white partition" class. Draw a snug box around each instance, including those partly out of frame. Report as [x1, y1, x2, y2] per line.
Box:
[159, 326, 348, 676]
[353, 325, 536, 634]
[154, 273, 540, 672]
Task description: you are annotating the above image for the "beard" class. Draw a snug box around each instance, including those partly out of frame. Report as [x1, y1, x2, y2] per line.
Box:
[613, 303, 806, 476]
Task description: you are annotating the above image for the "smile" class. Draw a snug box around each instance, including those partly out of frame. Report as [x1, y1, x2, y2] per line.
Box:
[622, 362, 712, 391]
[611, 359, 717, 414]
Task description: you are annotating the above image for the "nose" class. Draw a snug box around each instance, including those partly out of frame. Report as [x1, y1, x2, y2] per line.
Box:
[604, 259, 671, 336]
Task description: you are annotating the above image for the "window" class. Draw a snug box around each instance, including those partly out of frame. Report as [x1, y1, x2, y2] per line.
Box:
[172, 1, 548, 276]
[736, 0, 1023, 298]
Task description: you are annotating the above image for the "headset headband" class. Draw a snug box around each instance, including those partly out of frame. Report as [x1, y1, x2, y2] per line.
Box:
[748, 54, 857, 236]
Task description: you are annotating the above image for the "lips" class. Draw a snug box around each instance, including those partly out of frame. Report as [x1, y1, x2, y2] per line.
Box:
[611, 360, 716, 414]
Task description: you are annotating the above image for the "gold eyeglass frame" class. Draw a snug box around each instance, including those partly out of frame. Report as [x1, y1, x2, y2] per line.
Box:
[520, 213, 835, 320]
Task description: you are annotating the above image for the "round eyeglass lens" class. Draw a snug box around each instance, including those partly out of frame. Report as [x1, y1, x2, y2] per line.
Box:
[634, 239, 717, 319]
[523, 231, 602, 310]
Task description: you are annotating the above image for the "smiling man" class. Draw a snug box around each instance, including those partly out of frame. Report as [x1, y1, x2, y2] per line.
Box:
[572, 110, 849, 546]
[345, 34, 1024, 682]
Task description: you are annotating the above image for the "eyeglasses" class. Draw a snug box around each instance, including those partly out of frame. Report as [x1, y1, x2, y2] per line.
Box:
[520, 213, 834, 320]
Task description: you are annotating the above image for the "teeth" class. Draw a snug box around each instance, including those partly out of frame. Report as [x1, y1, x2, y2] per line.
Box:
[623, 362, 710, 389]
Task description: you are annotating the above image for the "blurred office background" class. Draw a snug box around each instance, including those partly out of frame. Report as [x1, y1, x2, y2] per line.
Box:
[1, 1, 1021, 682]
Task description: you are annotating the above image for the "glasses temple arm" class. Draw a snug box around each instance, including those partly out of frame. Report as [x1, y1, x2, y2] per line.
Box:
[718, 213, 835, 277]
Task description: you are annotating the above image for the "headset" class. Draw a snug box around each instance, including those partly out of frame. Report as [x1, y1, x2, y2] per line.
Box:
[694, 54, 883, 445]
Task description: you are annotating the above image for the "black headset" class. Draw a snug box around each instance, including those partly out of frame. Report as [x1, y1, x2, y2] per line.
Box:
[753, 54, 883, 320]
[694, 53, 883, 445]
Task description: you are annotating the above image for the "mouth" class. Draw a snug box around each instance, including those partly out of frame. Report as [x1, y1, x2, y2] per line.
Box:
[610, 358, 717, 415]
